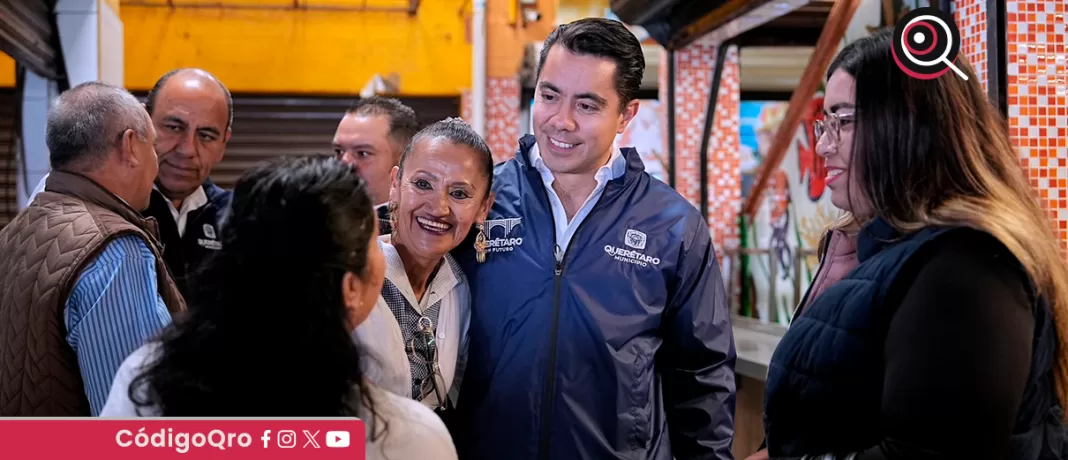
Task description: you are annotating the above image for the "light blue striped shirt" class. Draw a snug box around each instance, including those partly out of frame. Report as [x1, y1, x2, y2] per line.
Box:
[65, 234, 173, 416]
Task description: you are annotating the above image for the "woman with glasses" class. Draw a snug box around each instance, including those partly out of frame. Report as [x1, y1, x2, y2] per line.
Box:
[744, 64, 865, 460]
[354, 117, 494, 413]
[761, 29, 1068, 459]
[99, 156, 458, 459]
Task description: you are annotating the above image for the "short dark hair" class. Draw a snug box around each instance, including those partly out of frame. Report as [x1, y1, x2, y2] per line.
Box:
[346, 97, 419, 154]
[47, 81, 149, 171]
[145, 68, 234, 130]
[536, 17, 645, 107]
[398, 117, 494, 196]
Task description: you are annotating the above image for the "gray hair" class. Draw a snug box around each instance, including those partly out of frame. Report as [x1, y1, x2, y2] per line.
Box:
[46, 81, 150, 171]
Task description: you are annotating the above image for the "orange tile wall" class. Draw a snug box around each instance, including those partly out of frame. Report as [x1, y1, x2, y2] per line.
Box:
[669, 38, 717, 209]
[707, 45, 742, 250]
[956, 0, 989, 92]
[957, 0, 1068, 250]
[461, 77, 522, 163]
[1006, 1, 1068, 250]
[664, 39, 742, 250]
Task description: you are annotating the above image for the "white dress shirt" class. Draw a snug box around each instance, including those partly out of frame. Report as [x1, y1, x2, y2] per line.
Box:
[353, 241, 471, 409]
[158, 186, 208, 237]
[100, 343, 458, 460]
[29, 173, 48, 202]
[527, 142, 627, 259]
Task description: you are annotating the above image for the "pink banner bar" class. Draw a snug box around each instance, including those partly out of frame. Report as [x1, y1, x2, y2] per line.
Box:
[0, 418, 366, 459]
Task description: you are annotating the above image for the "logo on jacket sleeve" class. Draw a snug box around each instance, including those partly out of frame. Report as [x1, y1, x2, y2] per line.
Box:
[605, 228, 660, 267]
[484, 217, 524, 253]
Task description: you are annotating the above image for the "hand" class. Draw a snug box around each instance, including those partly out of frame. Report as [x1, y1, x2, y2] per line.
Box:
[744, 449, 770, 460]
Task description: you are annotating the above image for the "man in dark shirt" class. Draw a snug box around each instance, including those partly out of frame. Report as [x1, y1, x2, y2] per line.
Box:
[331, 97, 418, 235]
[141, 68, 234, 301]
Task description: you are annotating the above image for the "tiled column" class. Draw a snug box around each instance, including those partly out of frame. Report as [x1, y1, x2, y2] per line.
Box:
[956, 0, 1068, 251]
[1007, 1, 1068, 250]
[955, 0, 989, 92]
[707, 45, 741, 250]
[485, 77, 522, 163]
[462, 78, 521, 164]
[663, 37, 742, 250]
[669, 38, 716, 208]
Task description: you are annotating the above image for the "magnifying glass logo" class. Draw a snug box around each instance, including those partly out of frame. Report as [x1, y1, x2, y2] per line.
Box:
[891, 7, 968, 81]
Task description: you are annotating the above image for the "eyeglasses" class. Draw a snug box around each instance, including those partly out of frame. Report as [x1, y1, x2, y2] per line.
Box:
[407, 316, 451, 412]
[813, 112, 855, 143]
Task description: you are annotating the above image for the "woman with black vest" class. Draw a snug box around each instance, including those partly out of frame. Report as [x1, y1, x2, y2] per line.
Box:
[763, 29, 1068, 459]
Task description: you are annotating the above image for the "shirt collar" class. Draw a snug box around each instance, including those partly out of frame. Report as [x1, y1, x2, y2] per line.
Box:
[154, 185, 209, 215]
[528, 141, 627, 187]
[379, 240, 466, 311]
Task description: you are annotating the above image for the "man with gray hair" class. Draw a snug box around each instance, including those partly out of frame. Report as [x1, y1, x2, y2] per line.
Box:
[0, 81, 185, 416]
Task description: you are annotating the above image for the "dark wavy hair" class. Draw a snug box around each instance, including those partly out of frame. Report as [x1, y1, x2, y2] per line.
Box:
[537, 17, 645, 108]
[130, 155, 379, 418]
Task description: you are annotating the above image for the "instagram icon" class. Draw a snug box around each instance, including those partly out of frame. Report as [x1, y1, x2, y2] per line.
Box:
[277, 430, 297, 449]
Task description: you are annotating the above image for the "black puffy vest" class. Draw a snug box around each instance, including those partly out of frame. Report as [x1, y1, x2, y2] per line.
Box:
[765, 218, 1068, 459]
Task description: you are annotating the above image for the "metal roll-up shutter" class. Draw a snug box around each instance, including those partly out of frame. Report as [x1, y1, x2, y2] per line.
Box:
[0, 0, 61, 80]
[0, 88, 17, 229]
[215, 95, 461, 189]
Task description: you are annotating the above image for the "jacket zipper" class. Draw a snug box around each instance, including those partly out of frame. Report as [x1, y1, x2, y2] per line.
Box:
[534, 169, 606, 460]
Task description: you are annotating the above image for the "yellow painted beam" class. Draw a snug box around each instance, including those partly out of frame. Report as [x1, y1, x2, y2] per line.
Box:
[121, 0, 472, 96]
[487, 0, 556, 79]
[0, 53, 14, 88]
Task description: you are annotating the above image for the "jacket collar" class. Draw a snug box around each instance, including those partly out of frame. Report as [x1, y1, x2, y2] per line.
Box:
[44, 170, 161, 238]
[201, 178, 228, 204]
[153, 179, 229, 208]
[856, 216, 902, 262]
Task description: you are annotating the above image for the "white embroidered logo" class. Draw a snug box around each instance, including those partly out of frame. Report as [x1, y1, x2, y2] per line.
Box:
[606, 229, 659, 267]
[484, 217, 524, 253]
[202, 224, 216, 239]
[624, 229, 647, 250]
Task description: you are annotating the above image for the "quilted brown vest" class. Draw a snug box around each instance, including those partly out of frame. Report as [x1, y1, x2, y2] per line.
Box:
[0, 171, 186, 416]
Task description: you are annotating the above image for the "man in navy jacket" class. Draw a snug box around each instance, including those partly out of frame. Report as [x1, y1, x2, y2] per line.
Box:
[141, 68, 234, 300]
[451, 17, 736, 460]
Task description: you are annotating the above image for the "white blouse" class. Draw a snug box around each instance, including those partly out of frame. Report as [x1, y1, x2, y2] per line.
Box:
[99, 344, 458, 460]
[353, 241, 471, 410]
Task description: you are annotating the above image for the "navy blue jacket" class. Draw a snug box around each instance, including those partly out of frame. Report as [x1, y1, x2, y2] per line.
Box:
[765, 219, 1068, 459]
[450, 135, 736, 460]
[143, 180, 232, 301]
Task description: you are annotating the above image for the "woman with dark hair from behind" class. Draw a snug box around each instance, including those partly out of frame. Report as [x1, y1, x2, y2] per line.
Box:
[354, 117, 494, 412]
[99, 156, 459, 460]
[762, 29, 1068, 459]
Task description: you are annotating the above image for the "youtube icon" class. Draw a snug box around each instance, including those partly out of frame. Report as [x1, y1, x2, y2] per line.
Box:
[326, 431, 350, 448]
